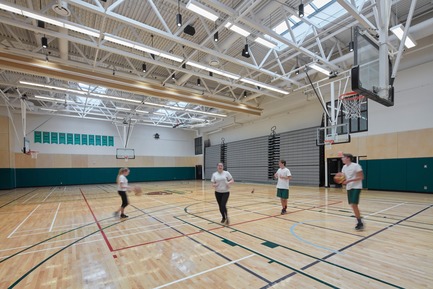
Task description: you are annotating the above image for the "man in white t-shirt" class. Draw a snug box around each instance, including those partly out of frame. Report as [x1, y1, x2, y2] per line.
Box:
[274, 160, 292, 215]
[341, 153, 364, 230]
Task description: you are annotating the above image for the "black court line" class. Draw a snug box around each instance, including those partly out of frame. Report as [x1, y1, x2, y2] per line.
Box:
[180, 203, 340, 288]
[131, 204, 272, 285]
[183, 202, 404, 289]
[0, 188, 39, 209]
[262, 204, 433, 288]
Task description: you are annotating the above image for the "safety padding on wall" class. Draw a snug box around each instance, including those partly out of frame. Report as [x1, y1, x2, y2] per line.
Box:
[365, 157, 433, 193]
[12, 167, 195, 188]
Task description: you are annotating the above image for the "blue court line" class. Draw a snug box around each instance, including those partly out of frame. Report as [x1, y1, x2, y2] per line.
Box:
[184, 202, 406, 289]
[131, 204, 272, 285]
[290, 220, 354, 254]
[262, 204, 433, 288]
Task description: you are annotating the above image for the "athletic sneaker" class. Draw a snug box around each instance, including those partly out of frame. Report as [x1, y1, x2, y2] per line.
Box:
[355, 223, 364, 230]
[281, 209, 287, 215]
[225, 218, 230, 225]
[220, 218, 226, 223]
[120, 214, 129, 218]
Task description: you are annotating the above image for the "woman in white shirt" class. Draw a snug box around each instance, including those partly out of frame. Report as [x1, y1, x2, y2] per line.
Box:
[114, 167, 131, 218]
[211, 163, 234, 225]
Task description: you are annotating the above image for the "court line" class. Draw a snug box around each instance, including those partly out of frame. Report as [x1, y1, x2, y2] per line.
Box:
[42, 187, 57, 202]
[0, 189, 39, 209]
[7, 205, 41, 238]
[49, 203, 61, 232]
[131, 204, 271, 285]
[176, 215, 339, 288]
[80, 189, 113, 252]
[153, 254, 256, 289]
[289, 202, 409, 254]
[184, 202, 405, 289]
[21, 193, 39, 204]
[265, 205, 433, 288]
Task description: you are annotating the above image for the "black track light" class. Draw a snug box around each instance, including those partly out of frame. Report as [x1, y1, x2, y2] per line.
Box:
[182, 63, 186, 69]
[197, 79, 201, 86]
[214, 31, 219, 42]
[349, 41, 354, 52]
[172, 73, 176, 80]
[295, 66, 300, 75]
[176, 13, 182, 27]
[41, 36, 48, 48]
[142, 63, 147, 72]
[243, 91, 247, 98]
[209, 71, 213, 77]
[299, 3, 304, 18]
[242, 44, 250, 58]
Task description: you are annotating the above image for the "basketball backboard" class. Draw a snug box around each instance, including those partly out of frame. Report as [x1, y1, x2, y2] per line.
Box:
[116, 148, 135, 159]
[351, 26, 394, 107]
[317, 123, 350, 146]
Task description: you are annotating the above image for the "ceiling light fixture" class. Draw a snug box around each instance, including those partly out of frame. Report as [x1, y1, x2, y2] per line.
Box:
[197, 78, 201, 86]
[214, 31, 218, 42]
[186, 0, 219, 21]
[225, 22, 250, 37]
[390, 24, 416, 48]
[241, 43, 250, 58]
[41, 36, 48, 48]
[186, 61, 240, 80]
[309, 63, 331, 75]
[299, 2, 304, 18]
[176, 0, 182, 27]
[254, 37, 276, 49]
[142, 63, 147, 72]
[240, 78, 289, 95]
[349, 27, 354, 52]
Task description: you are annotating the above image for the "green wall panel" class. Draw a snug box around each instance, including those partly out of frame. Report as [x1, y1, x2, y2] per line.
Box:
[0, 169, 16, 190]
[15, 167, 195, 188]
[365, 158, 432, 193]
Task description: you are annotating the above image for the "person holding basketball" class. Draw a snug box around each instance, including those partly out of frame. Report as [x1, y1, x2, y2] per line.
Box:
[114, 167, 131, 218]
[211, 163, 234, 225]
[341, 153, 364, 230]
[274, 160, 292, 214]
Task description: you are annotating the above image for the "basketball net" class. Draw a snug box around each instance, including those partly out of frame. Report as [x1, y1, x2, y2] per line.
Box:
[30, 150, 39, 159]
[124, 156, 128, 162]
[324, 140, 333, 150]
[339, 92, 365, 119]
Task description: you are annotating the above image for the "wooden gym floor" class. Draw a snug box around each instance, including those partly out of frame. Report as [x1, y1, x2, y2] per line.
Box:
[0, 181, 432, 288]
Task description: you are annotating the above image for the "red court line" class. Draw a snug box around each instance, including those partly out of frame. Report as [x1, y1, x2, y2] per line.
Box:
[80, 189, 114, 252]
[113, 200, 342, 252]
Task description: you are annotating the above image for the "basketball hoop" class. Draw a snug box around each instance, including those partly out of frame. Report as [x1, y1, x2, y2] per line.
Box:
[339, 91, 365, 119]
[29, 150, 39, 159]
[324, 140, 334, 150]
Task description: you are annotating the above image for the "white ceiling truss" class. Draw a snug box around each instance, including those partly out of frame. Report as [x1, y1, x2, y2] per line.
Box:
[0, 0, 432, 130]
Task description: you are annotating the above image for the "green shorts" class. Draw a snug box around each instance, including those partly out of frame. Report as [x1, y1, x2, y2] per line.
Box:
[277, 188, 289, 199]
[347, 189, 361, 204]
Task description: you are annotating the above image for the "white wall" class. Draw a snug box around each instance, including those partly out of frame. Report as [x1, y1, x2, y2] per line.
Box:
[207, 58, 433, 144]
[5, 114, 197, 156]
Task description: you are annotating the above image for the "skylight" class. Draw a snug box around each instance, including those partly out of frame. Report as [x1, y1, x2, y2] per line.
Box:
[272, 0, 364, 51]
[77, 83, 105, 106]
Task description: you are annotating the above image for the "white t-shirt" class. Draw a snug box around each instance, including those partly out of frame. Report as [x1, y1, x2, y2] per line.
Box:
[342, 162, 363, 190]
[211, 171, 233, 193]
[276, 167, 291, 189]
[118, 175, 128, 191]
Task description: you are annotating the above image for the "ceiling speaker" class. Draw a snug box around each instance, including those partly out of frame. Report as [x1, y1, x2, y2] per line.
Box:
[184, 25, 196, 36]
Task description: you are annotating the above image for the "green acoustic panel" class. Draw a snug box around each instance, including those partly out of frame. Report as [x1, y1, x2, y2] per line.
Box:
[366, 159, 407, 191]
[15, 167, 195, 188]
[359, 160, 367, 189]
[0, 169, 16, 190]
[406, 158, 433, 193]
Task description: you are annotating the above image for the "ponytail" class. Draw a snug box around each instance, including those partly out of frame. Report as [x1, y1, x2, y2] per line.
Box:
[117, 167, 129, 184]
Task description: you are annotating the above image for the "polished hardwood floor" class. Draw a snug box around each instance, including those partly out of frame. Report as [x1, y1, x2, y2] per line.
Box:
[0, 181, 432, 288]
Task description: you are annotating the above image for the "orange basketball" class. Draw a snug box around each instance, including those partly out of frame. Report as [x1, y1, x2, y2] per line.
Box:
[133, 186, 143, 196]
[333, 172, 346, 184]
